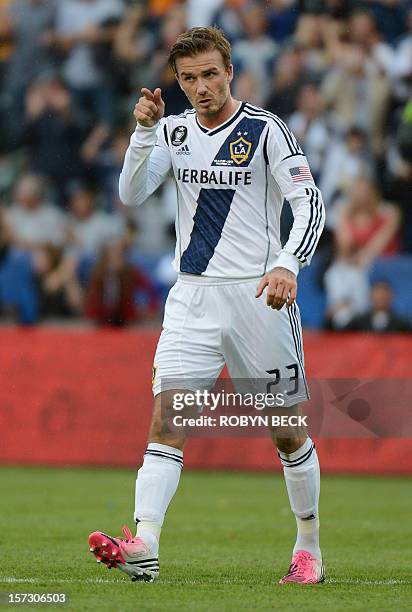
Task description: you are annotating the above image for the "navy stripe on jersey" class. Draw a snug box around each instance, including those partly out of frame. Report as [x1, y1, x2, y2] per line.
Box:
[175, 182, 182, 260]
[244, 110, 301, 157]
[293, 187, 314, 263]
[195, 115, 209, 133]
[211, 116, 266, 167]
[243, 109, 299, 157]
[301, 188, 324, 260]
[293, 187, 323, 263]
[282, 152, 307, 162]
[263, 130, 269, 165]
[244, 104, 304, 156]
[196, 103, 245, 136]
[180, 188, 236, 274]
[245, 104, 303, 154]
[163, 123, 169, 146]
[263, 162, 270, 274]
[176, 108, 196, 118]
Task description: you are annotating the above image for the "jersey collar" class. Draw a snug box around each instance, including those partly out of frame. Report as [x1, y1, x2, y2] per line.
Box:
[195, 102, 245, 136]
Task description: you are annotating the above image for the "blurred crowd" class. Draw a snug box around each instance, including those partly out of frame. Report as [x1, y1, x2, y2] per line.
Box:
[0, 0, 412, 330]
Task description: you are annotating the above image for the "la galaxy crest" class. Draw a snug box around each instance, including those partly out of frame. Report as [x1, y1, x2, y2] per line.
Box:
[229, 134, 252, 165]
[212, 122, 260, 167]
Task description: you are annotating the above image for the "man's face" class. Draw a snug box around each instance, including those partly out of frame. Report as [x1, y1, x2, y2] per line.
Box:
[175, 50, 233, 119]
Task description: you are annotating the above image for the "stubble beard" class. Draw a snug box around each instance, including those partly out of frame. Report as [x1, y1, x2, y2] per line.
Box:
[194, 89, 231, 120]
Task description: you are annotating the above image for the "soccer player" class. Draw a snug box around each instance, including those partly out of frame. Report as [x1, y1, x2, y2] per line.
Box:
[89, 27, 325, 585]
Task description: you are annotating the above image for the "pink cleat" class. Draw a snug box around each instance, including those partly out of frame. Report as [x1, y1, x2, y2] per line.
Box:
[279, 550, 325, 584]
[88, 525, 159, 582]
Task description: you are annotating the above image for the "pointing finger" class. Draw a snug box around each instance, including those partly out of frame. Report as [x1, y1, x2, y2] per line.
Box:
[153, 88, 164, 105]
[137, 99, 158, 114]
[141, 87, 154, 101]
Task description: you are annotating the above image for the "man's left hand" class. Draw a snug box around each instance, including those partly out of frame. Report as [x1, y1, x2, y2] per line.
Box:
[255, 267, 297, 310]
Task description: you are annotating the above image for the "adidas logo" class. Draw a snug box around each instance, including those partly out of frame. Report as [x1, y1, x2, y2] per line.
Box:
[176, 144, 190, 155]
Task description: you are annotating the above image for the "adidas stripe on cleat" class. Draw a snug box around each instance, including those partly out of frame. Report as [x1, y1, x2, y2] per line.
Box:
[279, 550, 325, 585]
[88, 526, 159, 582]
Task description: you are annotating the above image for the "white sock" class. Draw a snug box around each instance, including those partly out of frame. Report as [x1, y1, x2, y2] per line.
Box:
[134, 443, 183, 547]
[278, 437, 321, 560]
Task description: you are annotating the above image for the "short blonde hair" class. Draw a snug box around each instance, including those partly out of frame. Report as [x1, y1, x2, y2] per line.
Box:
[168, 27, 232, 74]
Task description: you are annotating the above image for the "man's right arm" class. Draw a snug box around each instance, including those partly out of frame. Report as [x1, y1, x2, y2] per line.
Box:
[119, 87, 171, 207]
[119, 122, 171, 207]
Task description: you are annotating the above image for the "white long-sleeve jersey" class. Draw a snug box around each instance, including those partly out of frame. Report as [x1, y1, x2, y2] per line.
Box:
[119, 102, 325, 278]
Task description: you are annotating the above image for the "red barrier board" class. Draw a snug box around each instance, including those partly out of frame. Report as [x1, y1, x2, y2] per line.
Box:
[0, 328, 411, 473]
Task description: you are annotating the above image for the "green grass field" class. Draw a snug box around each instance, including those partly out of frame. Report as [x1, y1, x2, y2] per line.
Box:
[1, 466, 410, 611]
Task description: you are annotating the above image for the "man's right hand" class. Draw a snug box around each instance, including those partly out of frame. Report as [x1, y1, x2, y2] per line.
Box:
[134, 88, 165, 128]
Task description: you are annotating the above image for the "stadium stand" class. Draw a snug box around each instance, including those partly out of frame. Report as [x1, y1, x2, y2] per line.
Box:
[0, 0, 411, 329]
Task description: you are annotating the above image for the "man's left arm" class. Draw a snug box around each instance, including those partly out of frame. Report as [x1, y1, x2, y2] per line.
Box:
[256, 122, 325, 310]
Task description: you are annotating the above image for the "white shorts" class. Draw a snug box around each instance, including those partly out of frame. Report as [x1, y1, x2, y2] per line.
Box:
[152, 274, 309, 407]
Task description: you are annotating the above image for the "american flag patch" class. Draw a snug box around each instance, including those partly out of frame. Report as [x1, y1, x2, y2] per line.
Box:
[289, 166, 313, 182]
